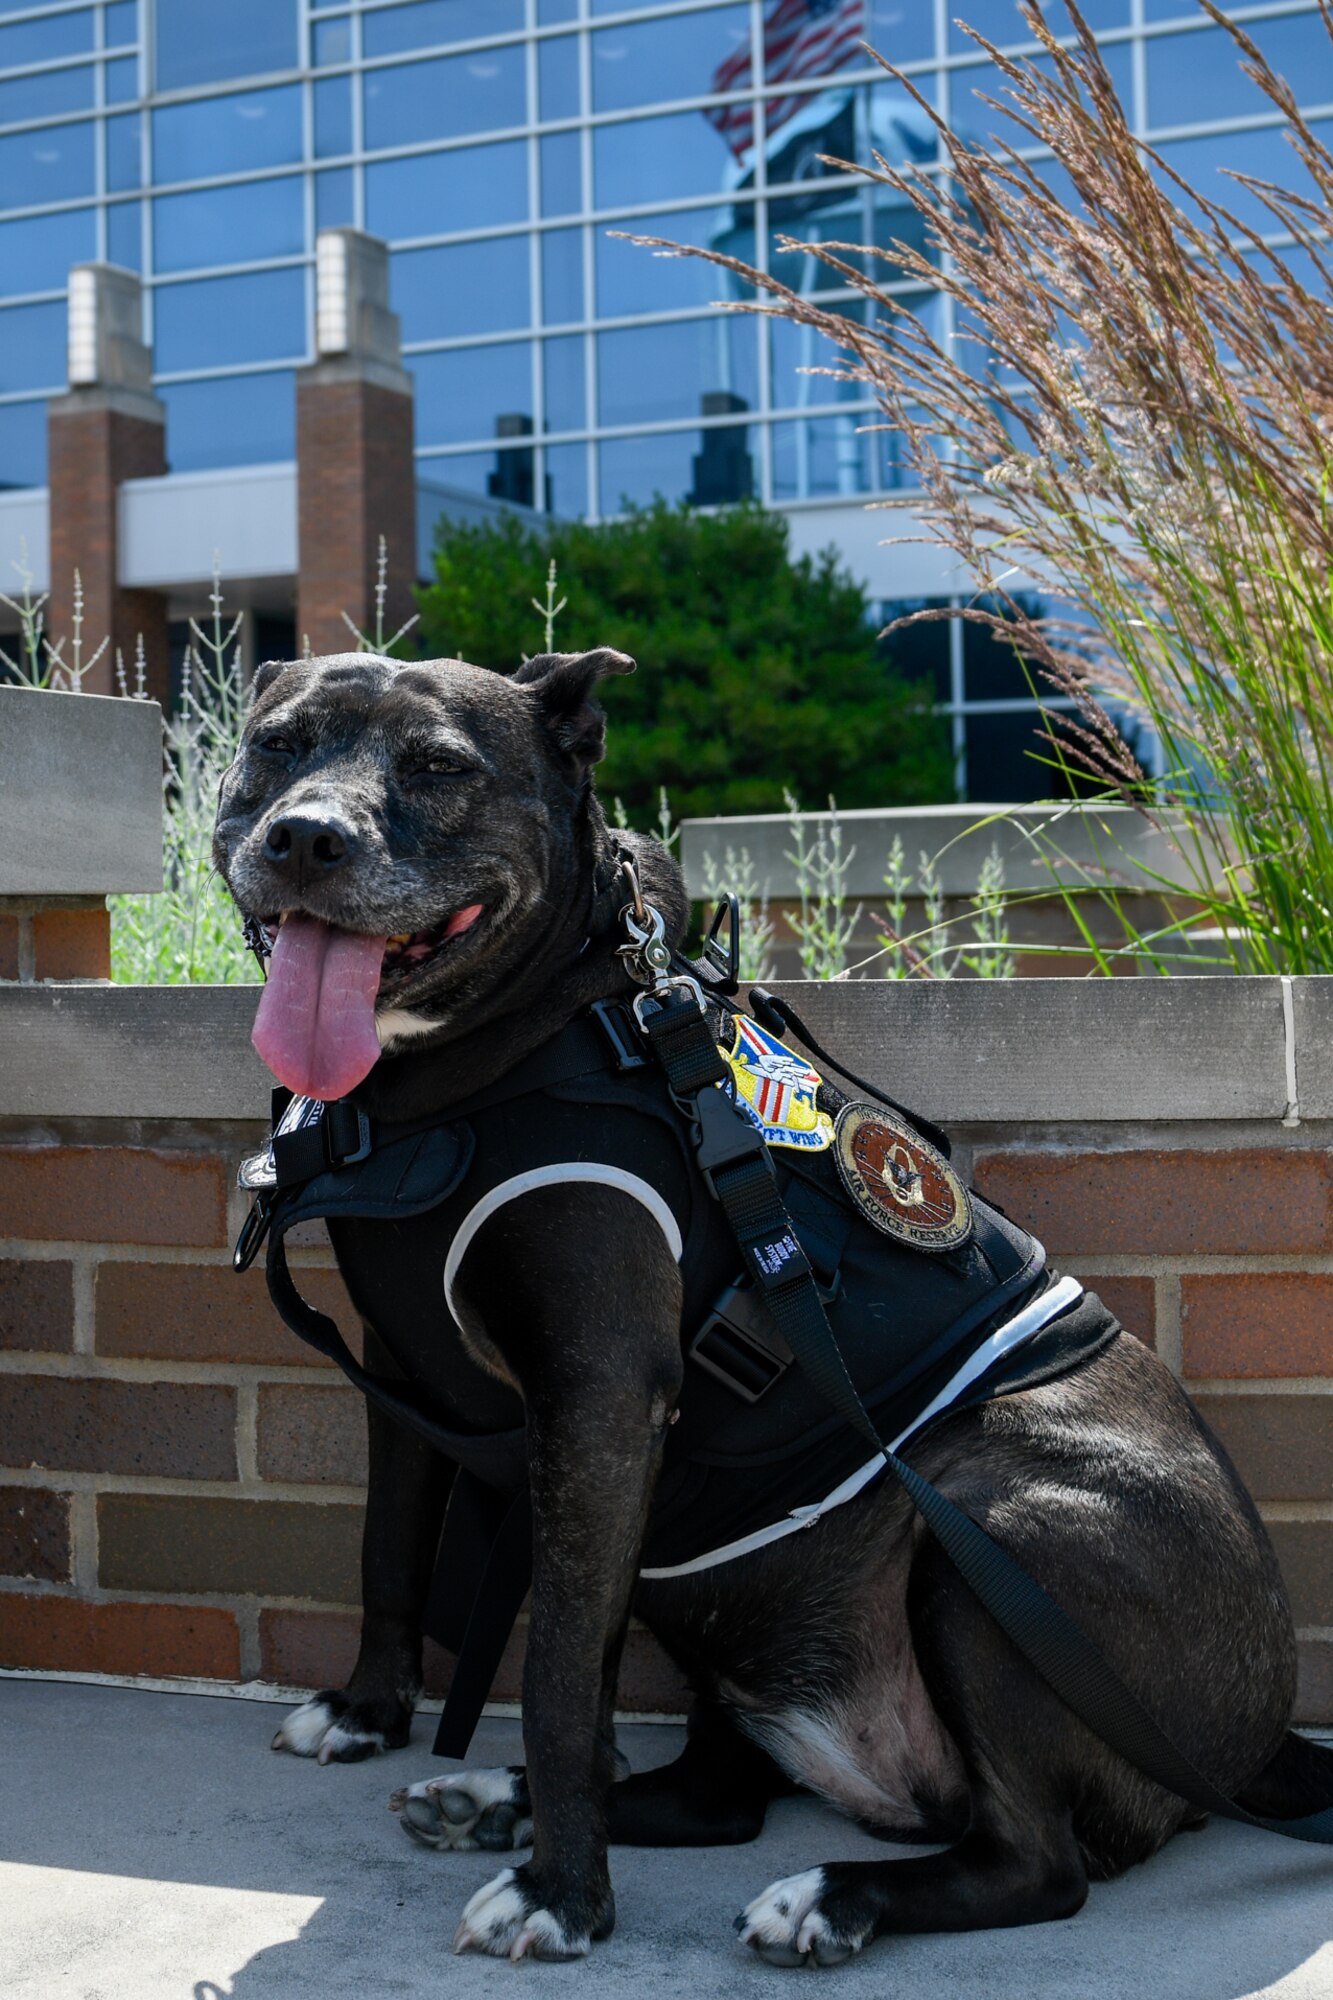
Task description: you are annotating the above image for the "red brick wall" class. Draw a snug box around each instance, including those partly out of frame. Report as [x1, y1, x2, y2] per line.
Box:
[0, 1123, 1328, 1726]
[47, 400, 170, 705]
[296, 374, 417, 658]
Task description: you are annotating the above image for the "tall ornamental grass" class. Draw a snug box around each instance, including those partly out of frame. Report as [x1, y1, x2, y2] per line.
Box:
[634, 0, 1333, 973]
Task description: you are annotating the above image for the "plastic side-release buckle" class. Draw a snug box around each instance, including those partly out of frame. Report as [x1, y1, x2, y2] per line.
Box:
[693, 1085, 774, 1199]
[691, 1283, 792, 1402]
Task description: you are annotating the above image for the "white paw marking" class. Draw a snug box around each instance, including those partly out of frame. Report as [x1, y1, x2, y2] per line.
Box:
[739, 1869, 853, 1962]
[271, 1698, 385, 1763]
[391, 1769, 532, 1851]
[453, 1870, 589, 1962]
[272, 1698, 338, 1757]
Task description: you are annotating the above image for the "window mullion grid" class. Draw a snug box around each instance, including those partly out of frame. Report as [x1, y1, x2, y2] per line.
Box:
[578, 9, 596, 519]
[300, 0, 315, 362]
[526, 5, 545, 511]
[93, 0, 105, 262]
[750, 0, 770, 506]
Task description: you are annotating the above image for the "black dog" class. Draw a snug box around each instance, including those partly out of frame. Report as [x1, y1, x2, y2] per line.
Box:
[214, 648, 1324, 1966]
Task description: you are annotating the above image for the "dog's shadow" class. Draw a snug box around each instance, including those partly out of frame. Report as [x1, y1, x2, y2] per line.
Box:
[192, 1794, 1333, 2000]
[4, 1680, 1325, 2000]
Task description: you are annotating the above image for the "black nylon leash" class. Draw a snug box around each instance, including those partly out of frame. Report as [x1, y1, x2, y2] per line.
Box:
[640, 985, 1333, 1845]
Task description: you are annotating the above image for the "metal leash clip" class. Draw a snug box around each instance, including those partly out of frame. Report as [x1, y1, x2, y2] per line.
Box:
[616, 854, 705, 1026]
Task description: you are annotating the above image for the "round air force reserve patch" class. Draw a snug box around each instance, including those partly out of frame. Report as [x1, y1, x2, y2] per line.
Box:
[834, 1102, 973, 1253]
[719, 1016, 835, 1152]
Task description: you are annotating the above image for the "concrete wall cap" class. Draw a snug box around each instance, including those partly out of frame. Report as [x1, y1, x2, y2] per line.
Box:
[681, 803, 1201, 898]
[0, 975, 1323, 1125]
[0, 686, 163, 897]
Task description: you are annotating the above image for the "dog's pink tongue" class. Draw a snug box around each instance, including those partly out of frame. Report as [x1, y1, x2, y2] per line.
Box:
[253, 915, 388, 1100]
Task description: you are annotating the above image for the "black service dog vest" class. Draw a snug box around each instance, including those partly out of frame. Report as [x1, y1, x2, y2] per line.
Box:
[240, 1000, 1113, 1586]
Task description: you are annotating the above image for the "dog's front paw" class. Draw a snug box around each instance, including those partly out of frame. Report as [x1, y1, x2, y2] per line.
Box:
[736, 1868, 869, 1968]
[452, 1866, 598, 1962]
[271, 1688, 412, 1764]
[389, 1768, 532, 1852]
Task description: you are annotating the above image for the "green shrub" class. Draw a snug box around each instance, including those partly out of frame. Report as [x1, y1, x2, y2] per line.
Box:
[416, 500, 954, 825]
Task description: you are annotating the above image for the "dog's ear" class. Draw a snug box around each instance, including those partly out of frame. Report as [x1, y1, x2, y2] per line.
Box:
[251, 658, 298, 705]
[512, 648, 635, 773]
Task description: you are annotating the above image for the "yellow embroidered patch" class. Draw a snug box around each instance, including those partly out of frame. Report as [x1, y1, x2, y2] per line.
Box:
[719, 1016, 835, 1153]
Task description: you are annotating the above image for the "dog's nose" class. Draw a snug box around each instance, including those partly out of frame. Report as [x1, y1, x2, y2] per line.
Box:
[262, 814, 356, 873]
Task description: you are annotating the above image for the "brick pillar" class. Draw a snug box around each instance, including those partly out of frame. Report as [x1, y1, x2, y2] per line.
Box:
[297, 229, 417, 658]
[47, 265, 170, 705]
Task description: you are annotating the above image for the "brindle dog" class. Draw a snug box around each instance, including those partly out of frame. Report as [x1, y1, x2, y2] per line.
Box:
[213, 647, 1325, 1967]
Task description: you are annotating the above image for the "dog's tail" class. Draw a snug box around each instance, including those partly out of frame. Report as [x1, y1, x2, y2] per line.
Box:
[1234, 1729, 1333, 1821]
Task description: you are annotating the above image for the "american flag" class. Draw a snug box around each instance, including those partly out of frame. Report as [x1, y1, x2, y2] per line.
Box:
[707, 0, 867, 163]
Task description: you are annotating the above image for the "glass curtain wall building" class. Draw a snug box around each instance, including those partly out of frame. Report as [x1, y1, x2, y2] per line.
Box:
[0, 0, 1329, 787]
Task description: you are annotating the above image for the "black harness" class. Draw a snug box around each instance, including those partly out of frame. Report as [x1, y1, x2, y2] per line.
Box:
[234, 888, 1333, 1846]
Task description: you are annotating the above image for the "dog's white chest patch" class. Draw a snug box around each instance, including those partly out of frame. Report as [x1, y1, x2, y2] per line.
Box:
[376, 1007, 441, 1049]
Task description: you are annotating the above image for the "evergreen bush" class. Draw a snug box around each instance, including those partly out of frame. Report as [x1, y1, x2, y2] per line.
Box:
[415, 500, 954, 824]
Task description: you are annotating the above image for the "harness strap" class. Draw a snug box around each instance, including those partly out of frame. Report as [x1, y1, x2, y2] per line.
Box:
[263, 1228, 526, 1489]
[640, 988, 1333, 1846]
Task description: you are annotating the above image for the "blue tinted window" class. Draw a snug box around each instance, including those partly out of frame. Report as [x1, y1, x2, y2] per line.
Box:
[104, 55, 138, 105]
[540, 130, 580, 216]
[544, 438, 586, 516]
[598, 317, 757, 428]
[1154, 118, 1333, 233]
[594, 110, 739, 206]
[768, 78, 938, 191]
[599, 427, 720, 513]
[364, 46, 526, 148]
[106, 111, 140, 192]
[0, 64, 93, 127]
[0, 124, 95, 210]
[0, 207, 95, 297]
[156, 0, 298, 90]
[539, 33, 579, 120]
[315, 165, 355, 229]
[154, 268, 306, 372]
[0, 396, 46, 486]
[421, 448, 525, 503]
[543, 332, 584, 432]
[541, 226, 583, 325]
[366, 140, 527, 240]
[314, 75, 352, 158]
[0, 300, 65, 393]
[597, 205, 756, 317]
[414, 340, 533, 446]
[862, 2, 937, 65]
[948, 0, 1125, 49]
[592, 6, 749, 113]
[154, 175, 304, 272]
[153, 86, 302, 184]
[771, 413, 873, 500]
[313, 17, 352, 67]
[162, 369, 295, 470]
[1148, 15, 1333, 127]
[364, 0, 524, 59]
[105, 1, 137, 46]
[0, 10, 92, 71]
[539, 0, 577, 21]
[106, 199, 141, 270]
[393, 234, 530, 340]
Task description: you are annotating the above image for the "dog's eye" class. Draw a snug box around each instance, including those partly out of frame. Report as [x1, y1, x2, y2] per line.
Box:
[256, 734, 296, 757]
[416, 758, 470, 778]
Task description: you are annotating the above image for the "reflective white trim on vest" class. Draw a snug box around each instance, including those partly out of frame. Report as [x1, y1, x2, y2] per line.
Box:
[638, 1272, 1086, 1582]
[444, 1164, 684, 1325]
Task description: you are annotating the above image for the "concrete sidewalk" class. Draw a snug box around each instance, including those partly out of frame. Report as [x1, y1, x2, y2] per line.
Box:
[2, 1677, 1329, 2000]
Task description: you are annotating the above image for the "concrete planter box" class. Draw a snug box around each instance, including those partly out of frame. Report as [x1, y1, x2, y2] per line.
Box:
[680, 803, 1212, 977]
[0, 977, 1328, 1725]
[0, 683, 163, 898]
